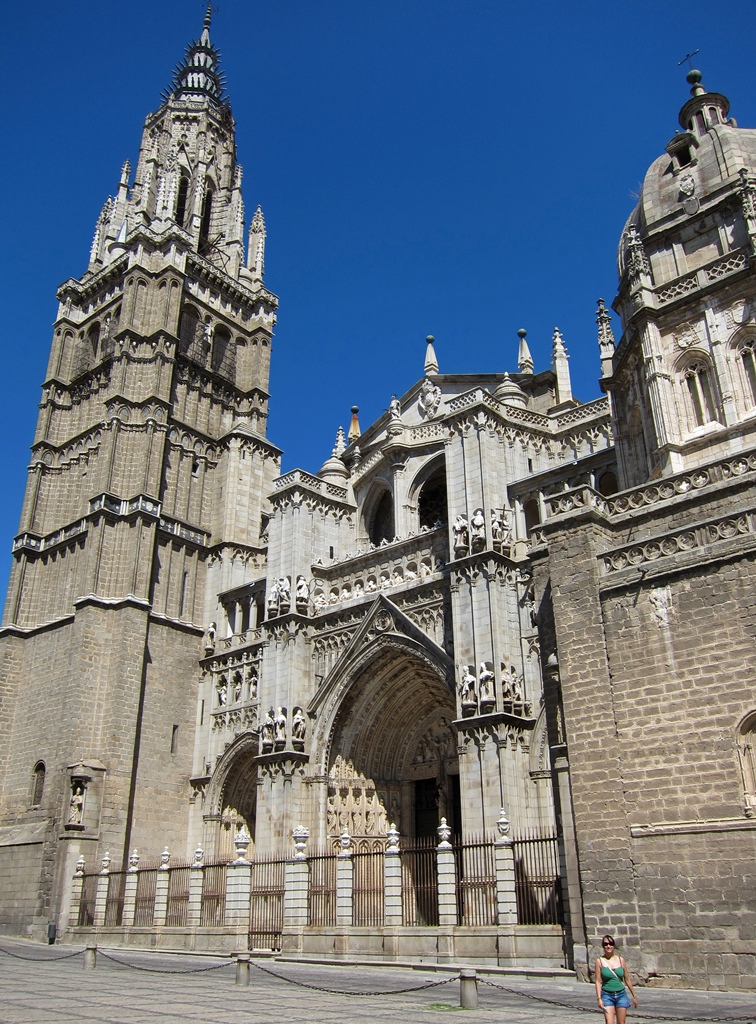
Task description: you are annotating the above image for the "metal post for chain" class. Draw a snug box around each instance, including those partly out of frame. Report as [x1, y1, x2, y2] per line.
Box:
[235, 952, 250, 986]
[459, 968, 478, 1009]
[83, 944, 97, 970]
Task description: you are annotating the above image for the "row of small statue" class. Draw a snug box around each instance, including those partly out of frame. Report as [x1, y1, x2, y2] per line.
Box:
[459, 661, 525, 716]
[452, 508, 513, 557]
[267, 575, 310, 617]
[216, 672, 258, 707]
[260, 705, 307, 752]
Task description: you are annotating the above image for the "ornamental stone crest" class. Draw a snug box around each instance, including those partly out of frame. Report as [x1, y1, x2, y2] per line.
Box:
[418, 378, 442, 419]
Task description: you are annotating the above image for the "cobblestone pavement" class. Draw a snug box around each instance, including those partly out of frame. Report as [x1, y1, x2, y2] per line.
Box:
[0, 939, 754, 1024]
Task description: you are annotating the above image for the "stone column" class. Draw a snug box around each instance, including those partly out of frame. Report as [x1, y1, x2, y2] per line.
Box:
[121, 849, 140, 928]
[93, 852, 111, 928]
[283, 826, 310, 929]
[383, 824, 402, 926]
[493, 809, 517, 925]
[187, 845, 204, 929]
[336, 829, 353, 927]
[436, 818, 457, 927]
[153, 847, 171, 927]
[225, 827, 252, 936]
[66, 855, 86, 932]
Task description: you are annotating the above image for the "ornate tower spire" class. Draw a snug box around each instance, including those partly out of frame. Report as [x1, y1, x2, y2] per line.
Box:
[248, 206, 267, 281]
[165, 8, 228, 110]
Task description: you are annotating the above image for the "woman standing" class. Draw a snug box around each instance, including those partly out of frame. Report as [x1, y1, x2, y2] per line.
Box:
[595, 935, 638, 1024]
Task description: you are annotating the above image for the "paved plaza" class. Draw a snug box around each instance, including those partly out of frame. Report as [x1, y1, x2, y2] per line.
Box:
[0, 939, 753, 1024]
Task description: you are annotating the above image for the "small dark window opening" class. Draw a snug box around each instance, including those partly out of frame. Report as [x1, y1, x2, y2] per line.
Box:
[677, 146, 692, 169]
[369, 491, 394, 546]
[418, 468, 447, 529]
[175, 175, 190, 227]
[31, 762, 45, 806]
[179, 571, 188, 617]
[170, 725, 179, 754]
[597, 471, 619, 497]
[192, 459, 200, 477]
[329, 546, 334, 559]
[199, 701, 205, 726]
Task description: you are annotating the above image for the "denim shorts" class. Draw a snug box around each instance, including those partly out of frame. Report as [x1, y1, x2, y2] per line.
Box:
[602, 989, 631, 1009]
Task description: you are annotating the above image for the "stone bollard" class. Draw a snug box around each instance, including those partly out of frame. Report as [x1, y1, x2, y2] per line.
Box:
[235, 952, 251, 986]
[83, 944, 97, 970]
[459, 968, 478, 1009]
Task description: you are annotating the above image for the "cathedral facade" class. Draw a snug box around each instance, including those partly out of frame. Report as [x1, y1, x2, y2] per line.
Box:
[1, 16, 754, 989]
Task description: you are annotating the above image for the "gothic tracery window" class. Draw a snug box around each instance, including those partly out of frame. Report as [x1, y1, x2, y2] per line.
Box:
[368, 490, 394, 546]
[418, 467, 447, 529]
[682, 360, 718, 429]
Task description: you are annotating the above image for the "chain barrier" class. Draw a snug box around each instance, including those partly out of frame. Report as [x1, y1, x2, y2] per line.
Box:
[97, 950, 235, 974]
[479, 977, 755, 1023]
[0, 944, 85, 963]
[249, 959, 459, 996]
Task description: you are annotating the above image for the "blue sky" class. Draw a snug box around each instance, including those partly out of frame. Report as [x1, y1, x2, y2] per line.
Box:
[2, 0, 756, 600]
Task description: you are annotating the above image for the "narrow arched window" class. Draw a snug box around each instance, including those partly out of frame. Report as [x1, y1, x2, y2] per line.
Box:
[683, 361, 718, 427]
[418, 467, 447, 529]
[199, 188, 214, 251]
[523, 498, 540, 535]
[31, 761, 45, 806]
[739, 340, 756, 408]
[369, 491, 394, 546]
[737, 712, 756, 817]
[175, 175, 190, 227]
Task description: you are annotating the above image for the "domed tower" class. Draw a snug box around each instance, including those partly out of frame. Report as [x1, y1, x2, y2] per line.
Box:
[605, 69, 756, 486]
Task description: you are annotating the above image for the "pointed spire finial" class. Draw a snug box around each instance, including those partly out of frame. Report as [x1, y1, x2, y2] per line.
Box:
[204, 3, 213, 32]
[552, 327, 573, 405]
[596, 298, 616, 376]
[333, 426, 347, 458]
[424, 335, 439, 375]
[517, 328, 534, 374]
[348, 406, 361, 443]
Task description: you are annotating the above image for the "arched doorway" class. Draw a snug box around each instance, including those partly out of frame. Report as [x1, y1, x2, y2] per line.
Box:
[322, 637, 458, 844]
[203, 734, 259, 862]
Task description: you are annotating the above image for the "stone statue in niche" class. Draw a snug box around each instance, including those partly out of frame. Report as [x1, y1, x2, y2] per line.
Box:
[233, 675, 242, 703]
[203, 621, 217, 654]
[452, 515, 469, 556]
[266, 579, 280, 618]
[295, 575, 309, 610]
[292, 707, 306, 750]
[278, 577, 291, 613]
[478, 661, 496, 714]
[248, 669, 258, 699]
[389, 395, 401, 421]
[313, 591, 327, 611]
[274, 707, 287, 747]
[501, 662, 525, 705]
[471, 508, 486, 552]
[459, 665, 478, 715]
[68, 781, 85, 825]
[418, 378, 442, 418]
[262, 707, 275, 752]
[217, 680, 228, 706]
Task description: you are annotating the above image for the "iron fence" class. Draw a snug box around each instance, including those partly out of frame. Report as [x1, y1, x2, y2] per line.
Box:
[133, 868, 158, 927]
[200, 863, 227, 927]
[352, 845, 384, 927]
[400, 835, 438, 926]
[77, 873, 97, 927]
[249, 853, 285, 950]
[165, 866, 191, 927]
[308, 849, 337, 927]
[512, 833, 564, 926]
[104, 871, 127, 926]
[453, 834, 497, 927]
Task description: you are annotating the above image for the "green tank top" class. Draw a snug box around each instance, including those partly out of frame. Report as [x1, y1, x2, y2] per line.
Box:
[601, 962, 625, 993]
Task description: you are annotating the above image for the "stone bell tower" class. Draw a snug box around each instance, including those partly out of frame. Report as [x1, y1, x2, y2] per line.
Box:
[0, 10, 280, 937]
